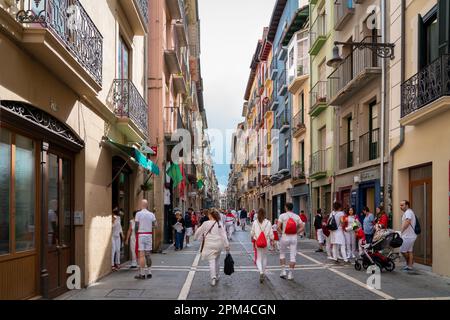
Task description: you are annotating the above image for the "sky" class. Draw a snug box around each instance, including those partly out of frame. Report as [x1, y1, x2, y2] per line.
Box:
[198, 0, 276, 193]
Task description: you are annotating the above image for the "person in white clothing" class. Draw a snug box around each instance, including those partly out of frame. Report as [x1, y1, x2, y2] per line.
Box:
[111, 208, 123, 271]
[329, 202, 348, 263]
[251, 208, 274, 283]
[400, 200, 417, 271]
[277, 203, 304, 280]
[225, 211, 236, 241]
[194, 209, 230, 286]
[134, 200, 157, 280]
[125, 210, 138, 268]
[344, 207, 357, 259]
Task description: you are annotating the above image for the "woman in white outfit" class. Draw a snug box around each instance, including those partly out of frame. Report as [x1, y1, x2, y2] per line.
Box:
[194, 209, 230, 286]
[125, 211, 138, 269]
[112, 208, 123, 271]
[329, 202, 348, 263]
[344, 207, 357, 259]
[251, 208, 274, 283]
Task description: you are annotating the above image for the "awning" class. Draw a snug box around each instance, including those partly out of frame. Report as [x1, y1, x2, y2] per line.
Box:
[101, 136, 160, 175]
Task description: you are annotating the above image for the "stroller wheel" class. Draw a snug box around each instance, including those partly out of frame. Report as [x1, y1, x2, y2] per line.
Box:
[354, 262, 362, 271]
[385, 260, 395, 272]
[362, 261, 369, 269]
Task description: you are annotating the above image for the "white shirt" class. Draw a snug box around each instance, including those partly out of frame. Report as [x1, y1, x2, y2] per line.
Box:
[251, 219, 274, 242]
[135, 209, 156, 233]
[112, 216, 122, 238]
[278, 212, 303, 235]
[164, 188, 171, 205]
[402, 209, 417, 239]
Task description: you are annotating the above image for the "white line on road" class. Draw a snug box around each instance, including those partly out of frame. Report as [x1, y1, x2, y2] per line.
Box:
[297, 251, 395, 300]
[177, 252, 201, 300]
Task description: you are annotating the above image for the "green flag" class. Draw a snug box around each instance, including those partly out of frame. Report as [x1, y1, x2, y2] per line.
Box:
[197, 179, 204, 190]
[166, 163, 183, 188]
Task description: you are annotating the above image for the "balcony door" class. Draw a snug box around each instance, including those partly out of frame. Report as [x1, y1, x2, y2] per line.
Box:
[118, 35, 130, 80]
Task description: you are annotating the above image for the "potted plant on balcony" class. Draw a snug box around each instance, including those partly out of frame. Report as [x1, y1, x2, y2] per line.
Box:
[140, 180, 153, 192]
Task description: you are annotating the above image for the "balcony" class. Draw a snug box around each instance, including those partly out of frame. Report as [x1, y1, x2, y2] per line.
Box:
[121, 0, 149, 35]
[278, 46, 288, 61]
[359, 129, 380, 163]
[112, 79, 148, 140]
[14, 0, 103, 95]
[247, 180, 256, 190]
[400, 54, 450, 126]
[278, 153, 288, 172]
[164, 48, 182, 74]
[309, 14, 327, 56]
[310, 81, 328, 117]
[339, 140, 354, 170]
[292, 111, 306, 138]
[164, 106, 184, 143]
[334, 0, 355, 31]
[166, 0, 184, 20]
[173, 74, 187, 94]
[174, 20, 188, 47]
[270, 87, 279, 111]
[277, 110, 290, 133]
[288, 58, 309, 93]
[270, 60, 279, 80]
[291, 162, 306, 182]
[277, 70, 288, 96]
[310, 150, 327, 179]
[328, 37, 382, 106]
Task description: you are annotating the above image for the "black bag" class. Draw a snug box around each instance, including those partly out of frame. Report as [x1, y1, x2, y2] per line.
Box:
[327, 214, 338, 231]
[224, 253, 234, 276]
[414, 215, 421, 235]
[389, 233, 403, 248]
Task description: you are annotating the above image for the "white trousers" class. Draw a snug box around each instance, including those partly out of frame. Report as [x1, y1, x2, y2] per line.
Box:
[130, 235, 137, 266]
[280, 235, 298, 263]
[325, 236, 332, 257]
[332, 243, 347, 261]
[225, 224, 234, 239]
[256, 247, 268, 274]
[208, 254, 221, 280]
[112, 236, 121, 266]
[344, 231, 356, 259]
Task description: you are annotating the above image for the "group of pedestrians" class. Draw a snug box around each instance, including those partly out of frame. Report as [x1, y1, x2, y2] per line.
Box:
[313, 200, 419, 271]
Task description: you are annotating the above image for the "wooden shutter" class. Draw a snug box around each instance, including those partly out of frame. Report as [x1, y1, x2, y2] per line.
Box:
[438, 0, 450, 55]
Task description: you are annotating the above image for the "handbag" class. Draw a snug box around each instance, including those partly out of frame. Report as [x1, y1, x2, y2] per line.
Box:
[200, 222, 216, 253]
[224, 253, 234, 275]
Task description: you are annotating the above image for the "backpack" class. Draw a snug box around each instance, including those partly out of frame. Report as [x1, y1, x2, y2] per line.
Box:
[327, 213, 338, 231]
[285, 215, 297, 235]
[413, 215, 421, 235]
[255, 222, 268, 248]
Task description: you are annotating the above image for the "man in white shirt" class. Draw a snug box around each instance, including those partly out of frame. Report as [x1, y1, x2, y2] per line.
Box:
[400, 200, 417, 271]
[277, 203, 304, 280]
[134, 199, 157, 279]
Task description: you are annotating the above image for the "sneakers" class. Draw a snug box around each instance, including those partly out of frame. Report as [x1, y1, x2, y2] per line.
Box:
[402, 266, 413, 271]
[146, 273, 152, 279]
[210, 277, 217, 286]
[280, 270, 287, 279]
[186, 244, 192, 248]
[259, 273, 265, 283]
[287, 271, 294, 280]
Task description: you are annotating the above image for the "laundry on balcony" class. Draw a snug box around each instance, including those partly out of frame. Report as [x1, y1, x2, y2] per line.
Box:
[101, 136, 159, 176]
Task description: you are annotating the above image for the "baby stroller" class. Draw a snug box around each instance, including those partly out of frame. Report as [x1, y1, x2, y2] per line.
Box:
[354, 230, 403, 272]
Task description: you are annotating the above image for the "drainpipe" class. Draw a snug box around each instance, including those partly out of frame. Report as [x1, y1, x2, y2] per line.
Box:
[380, 0, 387, 206]
[387, 0, 406, 221]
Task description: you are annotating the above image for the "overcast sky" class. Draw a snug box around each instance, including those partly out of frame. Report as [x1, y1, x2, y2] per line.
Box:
[198, 0, 276, 193]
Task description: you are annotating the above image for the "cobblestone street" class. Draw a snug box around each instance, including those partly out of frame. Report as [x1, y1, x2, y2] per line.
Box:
[57, 230, 450, 300]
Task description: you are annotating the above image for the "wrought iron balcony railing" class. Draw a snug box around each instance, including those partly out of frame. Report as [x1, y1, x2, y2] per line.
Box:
[311, 81, 328, 108]
[310, 13, 327, 55]
[328, 36, 381, 105]
[359, 129, 380, 162]
[339, 140, 354, 170]
[401, 54, 450, 118]
[334, 0, 355, 31]
[136, 0, 149, 25]
[311, 150, 327, 176]
[292, 110, 305, 135]
[16, 0, 103, 86]
[113, 79, 148, 136]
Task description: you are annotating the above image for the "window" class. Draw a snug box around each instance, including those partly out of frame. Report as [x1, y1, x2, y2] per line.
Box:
[118, 35, 130, 79]
[0, 128, 36, 255]
[289, 47, 294, 68]
[299, 91, 305, 123]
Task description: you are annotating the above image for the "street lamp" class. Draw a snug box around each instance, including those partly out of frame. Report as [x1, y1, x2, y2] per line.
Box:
[326, 40, 395, 68]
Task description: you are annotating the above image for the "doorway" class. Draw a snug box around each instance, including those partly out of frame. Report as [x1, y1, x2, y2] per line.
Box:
[112, 156, 132, 264]
[46, 151, 74, 298]
[410, 165, 433, 266]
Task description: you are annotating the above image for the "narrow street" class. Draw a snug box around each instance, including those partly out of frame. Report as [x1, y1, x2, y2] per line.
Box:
[57, 230, 450, 301]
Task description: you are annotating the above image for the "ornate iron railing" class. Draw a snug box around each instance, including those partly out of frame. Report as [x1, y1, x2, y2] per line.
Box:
[328, 36, 381, 102]
[113, 79, 148, 137]
[136, 0, 149, 25]
[292, 110, 305, 134]
[311, 81, 328, 107]
[339, 140, 354, 170]
[310, 13, 327, 49]
[359, 129, 379, 162]
[16, 0, 103, 86]
[401, 54, 450, 117]
[311, 150, 326, 175]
